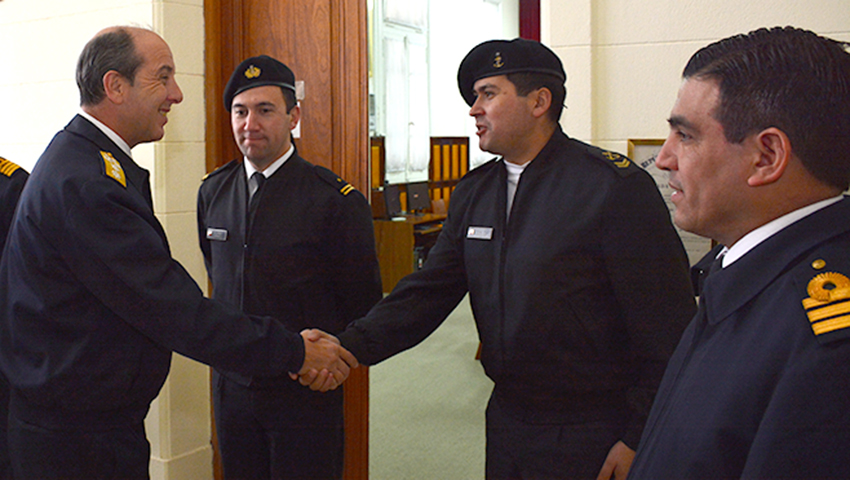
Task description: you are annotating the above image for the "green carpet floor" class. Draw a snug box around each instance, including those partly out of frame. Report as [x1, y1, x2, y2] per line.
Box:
[368, 295, 493, 479]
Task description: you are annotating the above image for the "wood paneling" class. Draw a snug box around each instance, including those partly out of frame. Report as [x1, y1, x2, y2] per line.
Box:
[205, 1, 370, 479]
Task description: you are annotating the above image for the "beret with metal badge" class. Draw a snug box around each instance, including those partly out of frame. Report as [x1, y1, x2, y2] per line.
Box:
[457, 38, 566, 106]
[223, 55, 296, 111]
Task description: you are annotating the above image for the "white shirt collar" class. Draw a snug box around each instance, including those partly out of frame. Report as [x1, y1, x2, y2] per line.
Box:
[78, 110, 133, 159]
[722, 195, 844, 267]
[244, 145, 295, 180]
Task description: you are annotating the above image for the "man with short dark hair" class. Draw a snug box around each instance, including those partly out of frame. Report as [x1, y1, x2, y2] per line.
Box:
[331, 38, 696, 480]
[628, 26, 850, 479]
[198, 55, 381, 480]
[0, 27, 354, 480]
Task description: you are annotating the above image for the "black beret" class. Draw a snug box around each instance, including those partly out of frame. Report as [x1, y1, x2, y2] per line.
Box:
[457, 38, 566, 106]
[223, 55, 296, 111]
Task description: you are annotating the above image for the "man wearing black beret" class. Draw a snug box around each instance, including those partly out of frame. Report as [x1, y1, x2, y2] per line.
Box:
[198, 55, 382, 480]
[332, 38, 696, 479]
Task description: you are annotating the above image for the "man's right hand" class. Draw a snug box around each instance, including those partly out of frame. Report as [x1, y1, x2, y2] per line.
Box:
[290, 329, 358, 392]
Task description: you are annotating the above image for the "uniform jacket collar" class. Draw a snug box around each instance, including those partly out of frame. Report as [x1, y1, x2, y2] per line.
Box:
[702, 197, 850, 324]
[66, 114, 153, 209]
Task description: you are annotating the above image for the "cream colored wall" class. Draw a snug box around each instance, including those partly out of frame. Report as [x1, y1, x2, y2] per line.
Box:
[0, 1, 210, 479]
[542, 0, 850, 156]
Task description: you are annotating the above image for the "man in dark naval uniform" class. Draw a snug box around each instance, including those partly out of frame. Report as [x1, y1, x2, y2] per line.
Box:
[0, 27, 355, 480]
[0, 156, 27, 480]
[628, 27, 850, 479]
[0, 157, 27, 255]
[197, 55, 381, 480]
[326, 39, 695, 480]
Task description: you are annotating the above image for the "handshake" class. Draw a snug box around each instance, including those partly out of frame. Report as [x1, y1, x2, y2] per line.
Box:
[290, 329, 359, 392]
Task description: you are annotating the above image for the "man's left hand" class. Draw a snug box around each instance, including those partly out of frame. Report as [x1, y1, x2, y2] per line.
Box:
[595, 440, 635, 480]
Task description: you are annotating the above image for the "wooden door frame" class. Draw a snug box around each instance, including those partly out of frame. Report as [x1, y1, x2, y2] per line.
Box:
[204, 1, 370, 479]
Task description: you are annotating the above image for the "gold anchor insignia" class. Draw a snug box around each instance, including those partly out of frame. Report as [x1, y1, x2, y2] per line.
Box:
[245, 65, 261, 79]
[493, 52, 504, 68]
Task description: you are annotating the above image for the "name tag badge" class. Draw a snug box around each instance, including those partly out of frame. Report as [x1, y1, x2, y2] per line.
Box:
[466, 226, 493, 240]
[206, 227, 228, 242]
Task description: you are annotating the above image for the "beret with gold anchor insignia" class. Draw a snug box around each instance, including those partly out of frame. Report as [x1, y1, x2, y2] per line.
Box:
[457, 38, 566, 107]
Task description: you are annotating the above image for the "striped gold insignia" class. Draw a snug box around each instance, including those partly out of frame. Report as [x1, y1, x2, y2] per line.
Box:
[101, 151, 126, 187]
[802, 272, 850, 336]
[340, 183, 354, 196]
[603, 151, 630, 168]
[0, 156, 21, 177]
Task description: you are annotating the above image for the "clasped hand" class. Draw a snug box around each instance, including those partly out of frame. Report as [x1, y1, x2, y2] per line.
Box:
[290, 329, 358, 392]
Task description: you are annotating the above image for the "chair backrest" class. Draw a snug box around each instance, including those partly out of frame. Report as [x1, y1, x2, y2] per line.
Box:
[431, 198, 447, 215]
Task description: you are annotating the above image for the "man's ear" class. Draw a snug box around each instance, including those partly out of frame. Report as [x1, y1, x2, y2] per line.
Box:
[747, 127, 791, 187]
[102, 70, 128, 104]
[288, 103, 302, 131]
[530, 87, 552, 119]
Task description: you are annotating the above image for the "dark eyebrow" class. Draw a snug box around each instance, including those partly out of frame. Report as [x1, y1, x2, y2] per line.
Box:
[157, 65, 174, 76]
[231, 101, 277, 110]
[667, 115, 696, 131]
[474, 82, 499, 92]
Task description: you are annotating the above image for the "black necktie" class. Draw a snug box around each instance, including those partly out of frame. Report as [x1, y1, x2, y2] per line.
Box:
[248, 172, 265, 213]
[693, 253, 725, 330]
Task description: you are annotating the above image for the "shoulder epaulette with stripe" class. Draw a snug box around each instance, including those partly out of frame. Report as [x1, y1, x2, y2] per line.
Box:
[802, 257, 850, 344]
[582, 144, 637, 177]
[202, 159, 240, 181]
[0, 156, 22, 178]
[313, 165, 356, 196]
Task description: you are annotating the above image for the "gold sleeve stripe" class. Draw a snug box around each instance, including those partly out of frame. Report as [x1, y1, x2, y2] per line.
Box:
[811, 315, 850, 336]
[0, 158, 21, 177]
[802, 297, 827, 310]
[805, 301, 850, 323]
[340, 184, 355, 195]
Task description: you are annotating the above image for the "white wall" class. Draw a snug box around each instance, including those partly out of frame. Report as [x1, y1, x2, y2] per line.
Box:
[428, 0, 519, 168]
[542, 0, 850, 156]
[0, 1, 210, 479]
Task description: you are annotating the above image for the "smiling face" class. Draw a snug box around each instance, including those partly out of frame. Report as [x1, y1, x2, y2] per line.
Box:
[231, 85, 300, 171]
[468, 75, 539, 164]
[655, 78, 755, 244]
[122, 30, 183, 147]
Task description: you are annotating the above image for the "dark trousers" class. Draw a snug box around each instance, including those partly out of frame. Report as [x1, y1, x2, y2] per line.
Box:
[485, 393, 626, 480]
[8, 414, 149, 480]
[213, 372, 344, 480]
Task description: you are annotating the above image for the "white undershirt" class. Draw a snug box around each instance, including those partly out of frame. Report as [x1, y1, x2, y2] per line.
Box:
[720, 195, 843, 268]
[504, 160, 528, 219]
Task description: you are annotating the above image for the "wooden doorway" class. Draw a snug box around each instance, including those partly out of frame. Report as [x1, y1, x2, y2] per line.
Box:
[204, 1, 370, 479]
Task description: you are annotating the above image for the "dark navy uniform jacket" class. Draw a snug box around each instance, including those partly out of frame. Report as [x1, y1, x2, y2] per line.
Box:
[0, 157, 27, 256]
[197, 153, 381, 386]
[0, 115, 304, 429]
[629, 197, 850, 479]
[339, 128, 695, 447]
